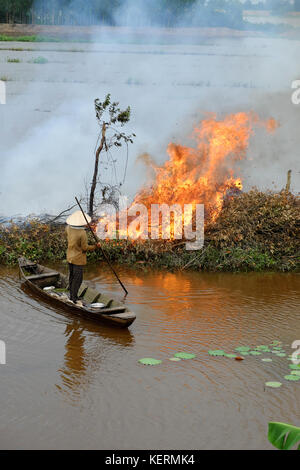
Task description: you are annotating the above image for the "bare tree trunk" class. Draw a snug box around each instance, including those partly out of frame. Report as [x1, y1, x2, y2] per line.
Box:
[89, 123, 106, 217]
[285, 169, 292, 193]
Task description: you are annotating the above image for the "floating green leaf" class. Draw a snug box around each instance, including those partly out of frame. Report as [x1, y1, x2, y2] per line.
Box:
[262, 358, 272, 362]
[291, 371, 300, 376]
[208, 350, 225, 356]
[169, 357, 181, 362]
[265, 381, 282, 388]
[225, 354, 237, 358]
[255, 345, 269, 351]
[249, 351, 262, 356]
[276, 353, 286, 357]
[284, 375, 300, 381]
[289, 364, 300, 370]
[235, 346, 251, 353]
[138, 358, 162, 366]
[174, 352, 196, 359]
[268, 422, 300, 450]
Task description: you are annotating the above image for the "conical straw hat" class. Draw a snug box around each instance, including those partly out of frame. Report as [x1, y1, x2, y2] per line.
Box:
[66, 210, 91, 226]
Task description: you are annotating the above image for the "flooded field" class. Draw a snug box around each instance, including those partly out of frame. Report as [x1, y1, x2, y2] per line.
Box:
[0, 264, 299, 449]
[0, 37, 299, 215]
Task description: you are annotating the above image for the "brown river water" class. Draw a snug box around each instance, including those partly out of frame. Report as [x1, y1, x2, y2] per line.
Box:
[0, 263, 299, 450]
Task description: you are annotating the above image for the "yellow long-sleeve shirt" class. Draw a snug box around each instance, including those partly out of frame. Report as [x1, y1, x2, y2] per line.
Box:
[66, 226, 97, 266]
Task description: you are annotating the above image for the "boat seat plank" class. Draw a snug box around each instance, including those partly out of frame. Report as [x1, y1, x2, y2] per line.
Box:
[78, 286, 88, 299]
[82, 287, 101, 303]
[27, 272, 60, 281]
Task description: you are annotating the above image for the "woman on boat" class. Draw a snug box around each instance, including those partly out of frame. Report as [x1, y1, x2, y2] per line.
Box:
[66, 210, 101, 305]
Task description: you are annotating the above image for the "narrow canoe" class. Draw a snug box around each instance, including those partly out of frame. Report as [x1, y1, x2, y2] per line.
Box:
[18, 257, 136, 328]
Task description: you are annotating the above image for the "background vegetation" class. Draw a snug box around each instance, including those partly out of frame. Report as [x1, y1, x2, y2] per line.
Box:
[0, 0, 300, 31]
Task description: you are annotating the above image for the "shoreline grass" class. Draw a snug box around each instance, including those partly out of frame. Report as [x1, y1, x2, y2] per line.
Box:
[6, 57, 21, 63]
[0, 34, 62, 43]
[0, 226, 298, 273]
[0, 190, 299, 272]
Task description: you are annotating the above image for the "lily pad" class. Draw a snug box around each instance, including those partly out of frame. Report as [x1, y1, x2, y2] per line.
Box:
[265, 381, 282, 388]
[249, 351, 262, 356]
[169, 357, 181, 362]
[139, 358, 162, 366]
[235, 346, 251, 353]
[174, 352, 196, 360]
[289, 364, 300, 370]
[276, 353, 286, 357]
[225, 354, 237, 358]
[272, 346, 283, 351]
[262, 358, 273, 362]
[291, 371, 300, 376]
[255, 345, 269, 351]
[208, 350, 225, 356]
[284, 375, 300, 381]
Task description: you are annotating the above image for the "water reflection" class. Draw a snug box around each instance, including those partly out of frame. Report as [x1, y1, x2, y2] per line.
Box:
[56, 319, 135, 402]
[58, 321, 87, 392]
[18, 276, 135, 402]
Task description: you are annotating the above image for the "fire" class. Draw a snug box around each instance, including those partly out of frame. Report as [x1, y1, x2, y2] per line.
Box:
[133, 112, 272, 225]
[97, 112, 278, 241]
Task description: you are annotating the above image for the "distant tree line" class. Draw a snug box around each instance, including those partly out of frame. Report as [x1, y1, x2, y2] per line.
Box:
[244, 0, 300, 13]
[0, 0, 299, 28]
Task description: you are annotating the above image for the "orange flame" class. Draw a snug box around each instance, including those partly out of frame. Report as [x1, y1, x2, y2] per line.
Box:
[99, 112, 278, 240]
[133, 112, 271, 224]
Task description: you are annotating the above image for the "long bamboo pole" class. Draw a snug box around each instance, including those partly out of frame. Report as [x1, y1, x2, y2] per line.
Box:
[75, 197, 128, 296]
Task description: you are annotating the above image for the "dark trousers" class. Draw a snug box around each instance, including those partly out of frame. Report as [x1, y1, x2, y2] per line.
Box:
[68, 263, 83, 302]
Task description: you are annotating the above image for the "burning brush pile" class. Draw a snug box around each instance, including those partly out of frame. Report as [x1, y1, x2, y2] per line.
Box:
[110, 111, 299, 271]
[0, 112, 299, 271]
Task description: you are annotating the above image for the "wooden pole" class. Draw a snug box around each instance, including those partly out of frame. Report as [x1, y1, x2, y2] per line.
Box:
[285, 169, 292, 192]
[75, 197, 128, 296]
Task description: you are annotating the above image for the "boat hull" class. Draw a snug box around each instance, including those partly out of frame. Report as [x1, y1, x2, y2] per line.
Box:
[18, 257, 136, 328]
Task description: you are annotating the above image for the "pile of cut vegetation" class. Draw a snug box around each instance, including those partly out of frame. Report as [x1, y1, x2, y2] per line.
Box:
[93, 189, 300, 272]
[0, 190, 299, 272]
[205, 189, 299, 262]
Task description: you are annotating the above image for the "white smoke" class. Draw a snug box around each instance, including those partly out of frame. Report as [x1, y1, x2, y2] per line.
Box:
[0, 0, 299, 216]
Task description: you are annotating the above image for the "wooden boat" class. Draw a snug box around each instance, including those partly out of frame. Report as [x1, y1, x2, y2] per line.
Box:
[18, 257, 136, 328]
